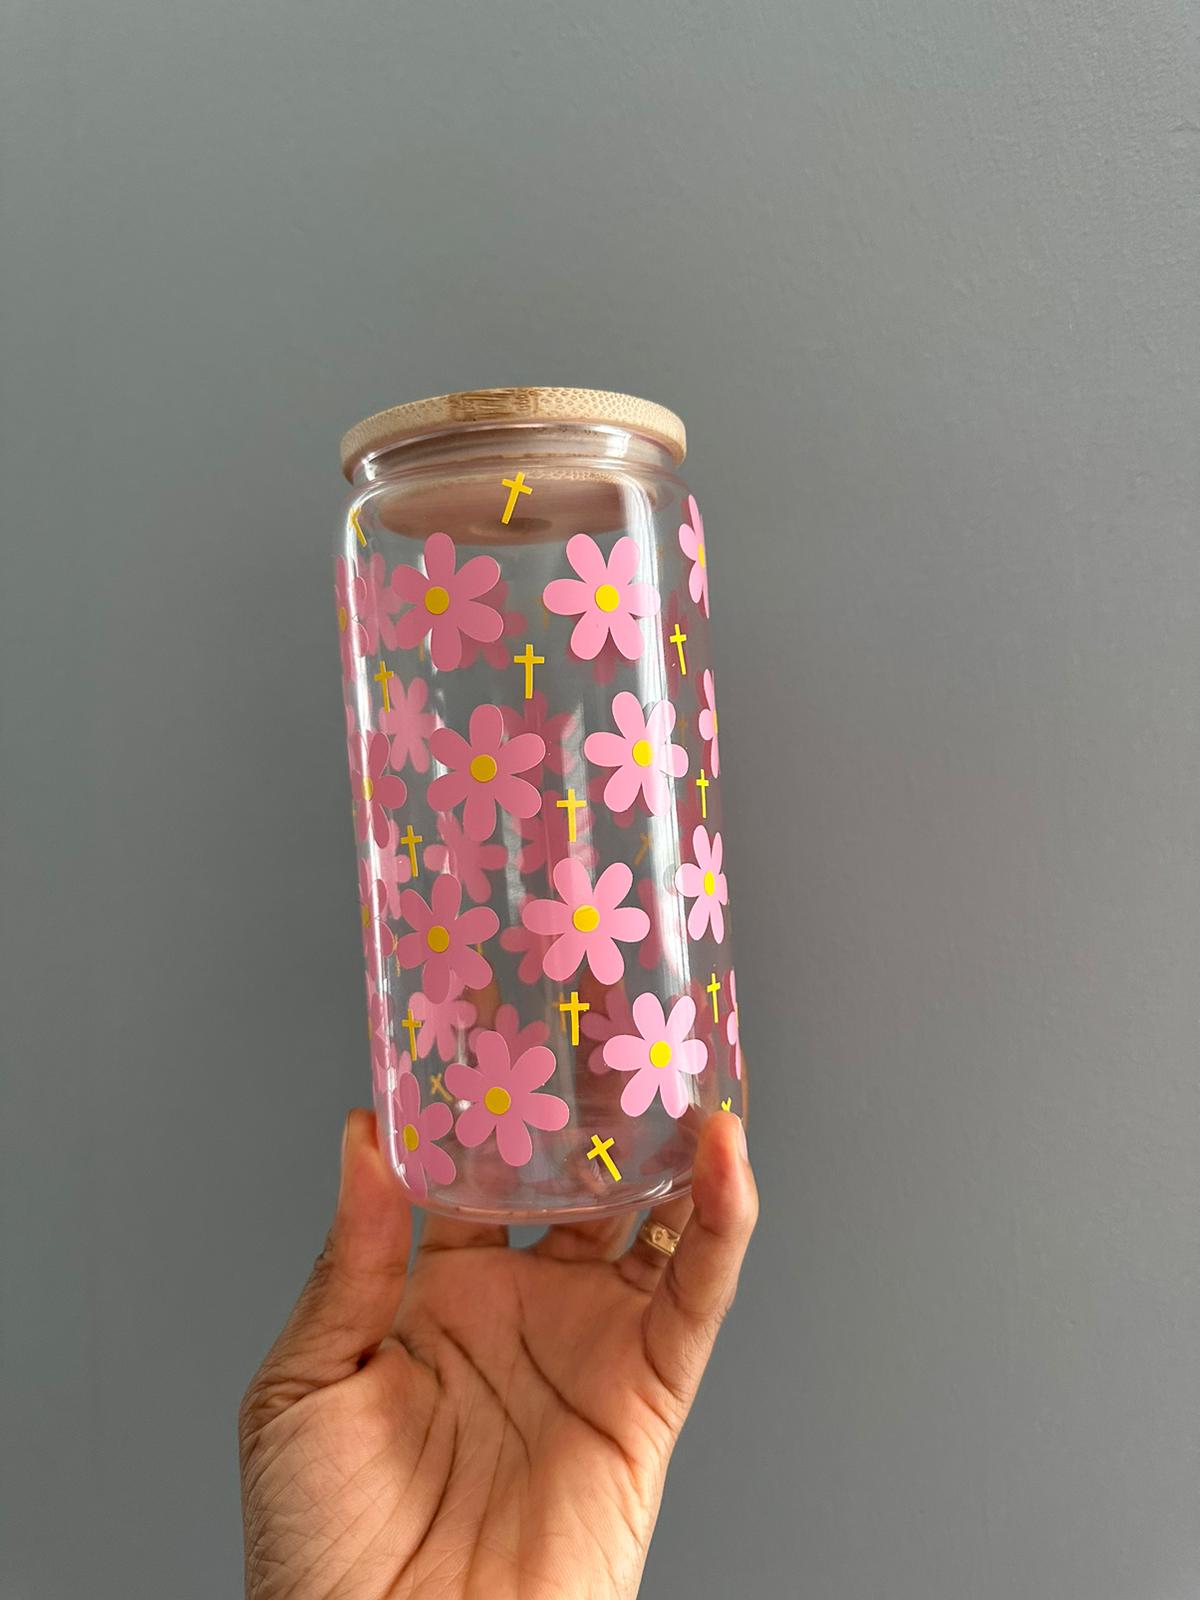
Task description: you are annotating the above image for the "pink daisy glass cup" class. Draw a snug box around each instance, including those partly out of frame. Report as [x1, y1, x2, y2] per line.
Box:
[335, 388, 745, 1222]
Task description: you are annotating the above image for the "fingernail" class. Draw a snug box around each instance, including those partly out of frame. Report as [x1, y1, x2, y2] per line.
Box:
[734, 1115, 748, 1160]
[337, 1112, 354, 1200]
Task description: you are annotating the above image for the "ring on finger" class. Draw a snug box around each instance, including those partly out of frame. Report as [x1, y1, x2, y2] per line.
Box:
[636, 1220, 681, 1259]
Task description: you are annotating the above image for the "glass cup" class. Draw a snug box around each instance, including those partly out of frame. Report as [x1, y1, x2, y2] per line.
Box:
[336, 388, 743, 1222]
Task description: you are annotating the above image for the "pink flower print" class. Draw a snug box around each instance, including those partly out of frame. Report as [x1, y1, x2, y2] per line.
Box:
[424, 811, 507, 904]
[726, 967, 742, 1080]
[678, 494, 709, 617]
[368, 991, 399, 1093]
[459, 577, 527, 670]
[388, 1067, 456, 1197]
[517, 789, 596, 877]
[502, 692, 582, 782]
[470, 1001, 549, 1061]
[350, 732, 408, 847]
[521, 857, 650, 985]
[379, 675, 437, 774]
[580, 984, 637, 1074]
[387, 531, 504, 671]
[334, 557, 372, 679]
[698, 668, 720, 777]
[674, 826, 729, 943]
[603, 992, 708, 1118]
[584, 692, 688, 817]
[427, 704, 544, 843]
[636, 875, 664, 971]
[358, 868, 397, 966]
[500, 901, 554, 985]
[394, 873, 498, 1003]
[446, 1030, 570, 1168]
[411, 981, 477, 1063]
[543, 533, 661, 662]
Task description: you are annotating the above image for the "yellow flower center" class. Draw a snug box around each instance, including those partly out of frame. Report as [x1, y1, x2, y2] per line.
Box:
[424, 584, 451, 615]
[632, 739, 653, 768]
[337, 605, 348, 632]
[402, 1123, 420, 1152]
[361, 903, 370, 928]
[697, 540, 706, 569]
[649, 1040, 673, 1069]
[362, 776, 374, 800]
[426, 924, 451, 954]
[594, 583, 621, 613]
[484, 1086, 512, 1116]
[712, 709, 718, 732]
[572, 904, 601, 933]
[703, 870, 717, 897]
[469, 753, 498, 783]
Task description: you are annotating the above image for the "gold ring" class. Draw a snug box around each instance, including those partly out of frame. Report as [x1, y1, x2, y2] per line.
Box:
[637, 1220, 680, 1258]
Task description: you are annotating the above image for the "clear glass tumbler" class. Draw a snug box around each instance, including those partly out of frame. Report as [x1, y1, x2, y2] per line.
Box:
[335, 387, 743, 1222]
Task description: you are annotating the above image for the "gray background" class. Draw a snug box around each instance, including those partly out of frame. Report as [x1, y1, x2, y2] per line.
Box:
[3, 2, 1198, 1596]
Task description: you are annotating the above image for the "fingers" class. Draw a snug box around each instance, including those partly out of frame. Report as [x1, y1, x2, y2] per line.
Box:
[240, 1110, 413, 1436]
[640, 1112, 758, 1409]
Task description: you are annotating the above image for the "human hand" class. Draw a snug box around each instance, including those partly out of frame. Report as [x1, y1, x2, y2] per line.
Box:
[239, 1108, 757, 1599]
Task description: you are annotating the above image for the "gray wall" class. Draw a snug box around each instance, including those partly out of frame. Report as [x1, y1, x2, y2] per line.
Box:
[4, 3, 1198, 1597]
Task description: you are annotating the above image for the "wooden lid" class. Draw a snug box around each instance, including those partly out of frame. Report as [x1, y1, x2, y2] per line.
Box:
[339, 386, 686, 478]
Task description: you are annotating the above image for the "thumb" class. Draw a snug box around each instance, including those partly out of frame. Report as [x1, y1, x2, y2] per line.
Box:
[240, 1108, 412, 1438]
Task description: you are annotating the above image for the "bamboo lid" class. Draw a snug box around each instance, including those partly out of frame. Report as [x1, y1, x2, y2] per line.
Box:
[340, 386, 686, 478]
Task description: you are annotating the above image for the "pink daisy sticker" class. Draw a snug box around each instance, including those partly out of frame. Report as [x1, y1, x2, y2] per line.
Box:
[427, 704, 544, 843]
[387, 1067, 456, 1197]
[446, 1029, 570, 1168]
[501, 692, 582, 782]
[424, 812, 507, 905]
[678, 494, 709, 617]
[521, 858, 650, 984]
[543, 533, 661, 662]
[584, 692, 688, 817]
[379, 675, 438, 774]
[698, 668, 720, 777]
[726, 967, 742, 1080]
[394, 873, 498, 1003]
[579, 984, 637, 1074]
[517, 789, 596, 877]
[674, 826, 729, 942]
[459, 577, 527, 670]
[411, 982, 477, 1063]
[500, 902, 554, 986]
[350, 731, 408, 848]
[603, 992, 708, 1118]
[469, 1001, 549, 1060]
[386, 531, 504, 671]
